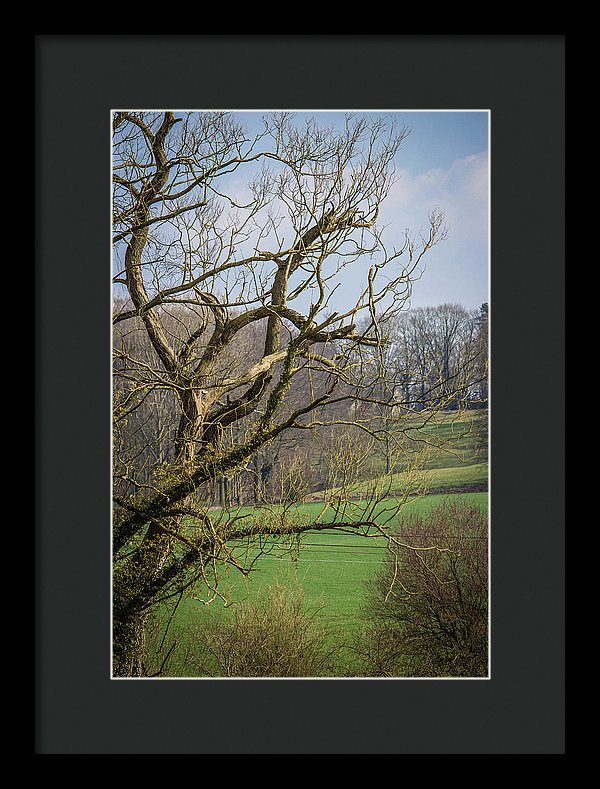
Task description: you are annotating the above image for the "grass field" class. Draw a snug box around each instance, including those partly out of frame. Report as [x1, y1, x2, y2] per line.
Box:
[307, 409, 488, 500]
[144, 409, 489, 676]
[311, 461, 488, 500]
[149, 490, 489, 677]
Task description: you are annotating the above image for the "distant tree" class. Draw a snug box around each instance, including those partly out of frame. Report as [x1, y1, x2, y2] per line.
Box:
[381, 304, 486, 412]
[473, 302, 489, 406]
[112, 111, 457, 676]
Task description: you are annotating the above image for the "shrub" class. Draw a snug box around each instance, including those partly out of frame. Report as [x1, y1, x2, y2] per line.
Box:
[188, 583, 334, 677]
[357, 498, 488, 677]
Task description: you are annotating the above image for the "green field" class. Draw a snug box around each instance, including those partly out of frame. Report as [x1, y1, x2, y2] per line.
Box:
[149, 490, 489, 677]
[144, 409, 488, 676]
[386, 411, 486, 470]
[314, 461, 488, 500]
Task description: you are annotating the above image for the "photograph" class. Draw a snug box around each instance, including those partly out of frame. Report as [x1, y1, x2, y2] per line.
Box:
[111, 109, 490, 680]
[37, 34, 564, 755]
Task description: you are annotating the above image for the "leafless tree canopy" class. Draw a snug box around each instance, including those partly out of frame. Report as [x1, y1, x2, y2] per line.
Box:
[111, 111, 483, 676]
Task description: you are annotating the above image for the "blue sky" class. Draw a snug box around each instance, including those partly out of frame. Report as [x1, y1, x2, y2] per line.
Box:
[232, 110, 489, 311]
[382, 110, 489, 309]
[388, 111, 489, 310]
[116, 110, 489, 312]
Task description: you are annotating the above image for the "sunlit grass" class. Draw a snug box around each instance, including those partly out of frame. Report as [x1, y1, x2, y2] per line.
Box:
[149, 492, 489, 677]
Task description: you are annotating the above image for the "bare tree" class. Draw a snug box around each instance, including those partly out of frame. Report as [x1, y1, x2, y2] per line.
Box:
[355, 499, 488, 677]
[112, 111, 450, 676]
[382, 304, 485, 413]
[473, 302, 489, 407]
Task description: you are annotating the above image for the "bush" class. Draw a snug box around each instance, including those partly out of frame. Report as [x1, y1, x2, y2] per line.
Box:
[188, 583, 335, 677]
[356, 498, 488, 677]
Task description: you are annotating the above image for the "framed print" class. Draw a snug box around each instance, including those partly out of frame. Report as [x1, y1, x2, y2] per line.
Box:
[36, 35, 565, 754]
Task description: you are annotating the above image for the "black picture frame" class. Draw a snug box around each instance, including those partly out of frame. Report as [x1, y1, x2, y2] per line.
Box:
[35, 35, 565, 754]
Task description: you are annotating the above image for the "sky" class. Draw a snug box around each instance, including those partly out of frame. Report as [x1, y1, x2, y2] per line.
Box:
[381, 110, 489, 310]
[231, 110, 489, 311]
[115, 110, 489, 313]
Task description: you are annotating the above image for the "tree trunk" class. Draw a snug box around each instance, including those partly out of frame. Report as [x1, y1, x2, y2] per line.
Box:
[113, 608, 150, 677]
[113, 389, 207, 676]
[113, 518, 178, 676]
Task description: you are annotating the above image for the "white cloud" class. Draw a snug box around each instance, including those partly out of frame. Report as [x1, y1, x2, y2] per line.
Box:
[374, 151, 489, 308]
[383, 151, 488, 232]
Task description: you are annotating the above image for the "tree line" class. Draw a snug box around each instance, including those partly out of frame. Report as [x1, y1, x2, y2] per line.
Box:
[114, 299, 487, 506]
